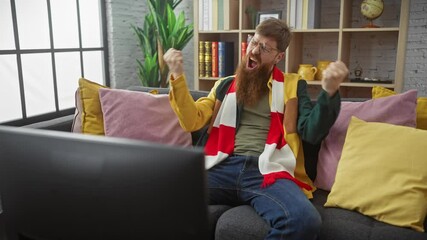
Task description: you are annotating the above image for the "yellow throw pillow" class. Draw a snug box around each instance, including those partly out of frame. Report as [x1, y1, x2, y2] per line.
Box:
[325, 117, 427, 232]
[371, 85, 396, 98]
[78, 78, 108, 135]
[372, 86, 427, 130]
[417, 97, 427, 130]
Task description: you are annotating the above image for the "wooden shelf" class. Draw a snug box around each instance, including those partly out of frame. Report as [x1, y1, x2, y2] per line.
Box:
[292, 29, 340, 33]
[342, 27, 400, 32]
[194, 0, 409, 98]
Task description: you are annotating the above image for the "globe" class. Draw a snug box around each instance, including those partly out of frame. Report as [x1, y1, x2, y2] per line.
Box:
[361, 0, 384, 28]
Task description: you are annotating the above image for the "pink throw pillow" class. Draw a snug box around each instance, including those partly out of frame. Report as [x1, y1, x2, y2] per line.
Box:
[99, 88, 192, 147]
[314, 90, 418, 191]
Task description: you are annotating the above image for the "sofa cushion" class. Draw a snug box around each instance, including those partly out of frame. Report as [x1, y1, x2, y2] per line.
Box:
[98, 88, 192, 147]
[208, 205, 232, 240]
[372, 85, 427, 130]
[215, 205, 270, 240]
[325, 117, 427, 232]
[127, 86, 210, 145]
[417, 98, 427, 130]
[78, 78, 108, 135]
[314, 190, 427, 240]
[71, 89, 83, 133]
[315, 90, 417, 191]
[210, 189, 427, 240]
[126, 86, 209, 102]
[22, 115, 75, 132]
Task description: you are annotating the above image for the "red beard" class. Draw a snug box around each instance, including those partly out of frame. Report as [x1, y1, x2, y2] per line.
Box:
[235, 56, 273, 106]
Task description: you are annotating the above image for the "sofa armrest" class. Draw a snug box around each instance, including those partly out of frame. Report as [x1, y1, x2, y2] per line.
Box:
[22, 115, 74, 132]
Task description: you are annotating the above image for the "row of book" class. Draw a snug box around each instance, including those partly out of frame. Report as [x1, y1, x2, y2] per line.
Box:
[199, 41, 235, 78]
[289, 0, 321, 29]
[198, 0, 239, 31]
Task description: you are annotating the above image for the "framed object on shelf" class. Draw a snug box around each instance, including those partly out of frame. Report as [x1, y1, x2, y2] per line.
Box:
[256, 10, 282, 25]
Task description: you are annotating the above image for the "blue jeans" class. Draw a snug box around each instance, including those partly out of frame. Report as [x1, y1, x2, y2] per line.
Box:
[208, 155, 321, 240]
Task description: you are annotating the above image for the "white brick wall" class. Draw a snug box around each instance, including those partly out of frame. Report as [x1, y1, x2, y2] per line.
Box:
[106, 0, 194, 89]
[404, 0, 427, 96]
[105, 0, 147, 89]
[106, 0, 427, 96]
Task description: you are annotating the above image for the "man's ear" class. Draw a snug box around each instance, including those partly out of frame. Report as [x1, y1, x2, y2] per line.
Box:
[275, 52, 285, 64]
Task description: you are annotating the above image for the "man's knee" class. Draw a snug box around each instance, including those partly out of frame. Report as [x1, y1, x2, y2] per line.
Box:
[273, 204, 322, 239]
[300, 207, 322, 233]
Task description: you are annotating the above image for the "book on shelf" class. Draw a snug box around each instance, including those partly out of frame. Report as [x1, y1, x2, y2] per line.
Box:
[292, 0, 321, 30]
[199, 0, 211, 30]
[198, 0, 204, 30]
[223, 0, 239, 30]
[302, 0, 308, 29]
[198, 41, 205, 77]
[217, 0, 224, 30]
[218, 41, 234, 78]
[241, 41, 247, 59]
[295, 0, 303, 29]
[204, 41, 212, 77]
[212, 0, 218, 31]
[199, 0, 238, 31]
[208, 0, 213, 30]
[307, 0, 321, 29]
[212, 41, 219, 77]
[288, 0, 297, 29]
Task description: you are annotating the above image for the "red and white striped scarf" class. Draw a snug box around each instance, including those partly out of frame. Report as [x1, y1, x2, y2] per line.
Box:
[204, 67, 312, 190]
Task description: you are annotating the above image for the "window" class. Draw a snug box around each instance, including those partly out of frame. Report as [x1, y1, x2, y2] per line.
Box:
[0, 0, 109, 125]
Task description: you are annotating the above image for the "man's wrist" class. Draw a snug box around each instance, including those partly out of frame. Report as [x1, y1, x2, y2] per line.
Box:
[170, 74, 186, 87]
[172, 73, 183, 80]
[322, 86, 339, 97]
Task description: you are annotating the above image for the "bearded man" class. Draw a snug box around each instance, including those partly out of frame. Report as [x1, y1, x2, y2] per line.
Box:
[164, 18, 348, 240]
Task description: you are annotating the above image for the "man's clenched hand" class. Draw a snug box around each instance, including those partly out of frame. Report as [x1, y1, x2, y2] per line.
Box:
[164, 48, 184, 80]
[321, 61, 349, 96]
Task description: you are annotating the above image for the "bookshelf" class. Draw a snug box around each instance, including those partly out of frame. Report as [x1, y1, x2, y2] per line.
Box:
[193, 0, 409, 98]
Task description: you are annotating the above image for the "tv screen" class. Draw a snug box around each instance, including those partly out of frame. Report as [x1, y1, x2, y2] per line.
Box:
[0, 126, 208, 240]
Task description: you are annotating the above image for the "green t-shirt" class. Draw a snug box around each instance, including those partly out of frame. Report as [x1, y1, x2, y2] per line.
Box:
[234, 93, 270, 157]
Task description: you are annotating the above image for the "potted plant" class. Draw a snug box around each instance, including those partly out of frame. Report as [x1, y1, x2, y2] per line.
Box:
[132, 0, 193, 87]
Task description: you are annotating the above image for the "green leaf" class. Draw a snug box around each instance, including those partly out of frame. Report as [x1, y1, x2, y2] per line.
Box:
[171, 0, 182, 9]
[167, 5, 176, 35]
[132, 0, 193, 87]
[175, 11, 186, 29]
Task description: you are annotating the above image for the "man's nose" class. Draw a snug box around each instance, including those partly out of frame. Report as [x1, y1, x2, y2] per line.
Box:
[251, 45, 261, 55]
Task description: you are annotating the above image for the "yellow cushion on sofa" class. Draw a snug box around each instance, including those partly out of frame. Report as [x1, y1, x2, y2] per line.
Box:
[325, 117, 427, 232]
[371, 85, 396, 98]
[372, 86, 427, 130]
[78, 78, 108, 135]
[417, 98, 427, 130]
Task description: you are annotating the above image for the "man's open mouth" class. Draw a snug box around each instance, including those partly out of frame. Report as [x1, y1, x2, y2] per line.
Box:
[247, 57, 259, 70]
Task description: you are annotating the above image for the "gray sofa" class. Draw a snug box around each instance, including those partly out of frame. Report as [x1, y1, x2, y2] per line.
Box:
[8, 86, 427, 240]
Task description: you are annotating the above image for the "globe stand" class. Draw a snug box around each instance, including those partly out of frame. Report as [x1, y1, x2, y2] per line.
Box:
[363, 19, 380, 28]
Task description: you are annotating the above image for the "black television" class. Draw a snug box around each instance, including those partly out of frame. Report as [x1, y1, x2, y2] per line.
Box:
[0, 126, 208, 240]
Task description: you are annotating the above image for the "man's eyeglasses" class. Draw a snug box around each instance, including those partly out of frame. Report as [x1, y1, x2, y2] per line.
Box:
[248, 37, 279, 54]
